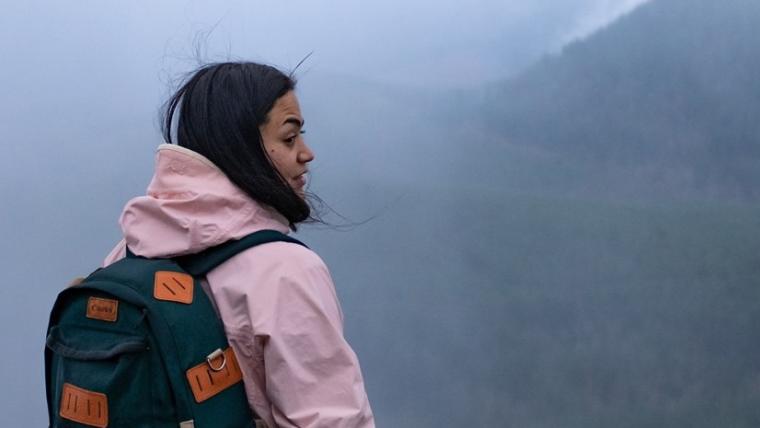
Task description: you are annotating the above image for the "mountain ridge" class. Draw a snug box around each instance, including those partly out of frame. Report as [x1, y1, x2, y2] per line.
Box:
[482, 0, 760, 198]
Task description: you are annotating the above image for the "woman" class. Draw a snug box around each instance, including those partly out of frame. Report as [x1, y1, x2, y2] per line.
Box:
[103, 62, 375, 427]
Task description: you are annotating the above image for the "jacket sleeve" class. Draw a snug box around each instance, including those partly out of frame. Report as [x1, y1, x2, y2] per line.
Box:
[206, 242, 375, 428]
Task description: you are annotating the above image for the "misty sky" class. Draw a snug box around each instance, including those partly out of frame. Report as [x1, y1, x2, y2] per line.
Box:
[0, 0, 649, 90]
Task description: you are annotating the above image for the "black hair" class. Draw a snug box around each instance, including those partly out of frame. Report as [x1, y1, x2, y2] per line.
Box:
[162, 62, 311, 230]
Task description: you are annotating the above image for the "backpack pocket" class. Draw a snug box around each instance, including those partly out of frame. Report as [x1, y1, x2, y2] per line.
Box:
[46, 323, 172, 427]
[47, 325, 147, 360]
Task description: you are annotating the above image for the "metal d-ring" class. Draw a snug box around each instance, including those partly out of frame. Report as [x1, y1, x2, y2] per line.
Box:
[206, 348, 227, 372]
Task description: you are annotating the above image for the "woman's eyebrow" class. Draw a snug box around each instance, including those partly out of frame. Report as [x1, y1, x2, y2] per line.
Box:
[282, 117, 304, 128]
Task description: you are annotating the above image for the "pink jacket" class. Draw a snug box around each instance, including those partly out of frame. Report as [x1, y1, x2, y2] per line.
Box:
[104, 144, 375, 428]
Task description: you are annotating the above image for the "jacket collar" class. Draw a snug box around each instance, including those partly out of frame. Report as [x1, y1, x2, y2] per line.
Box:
[120, 144, 290, 258]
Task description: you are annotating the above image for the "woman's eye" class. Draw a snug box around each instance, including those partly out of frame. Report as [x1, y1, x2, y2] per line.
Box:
[284, 130, 305, 145]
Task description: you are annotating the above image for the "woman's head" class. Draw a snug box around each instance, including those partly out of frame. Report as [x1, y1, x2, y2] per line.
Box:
[162, 62, 314, 229]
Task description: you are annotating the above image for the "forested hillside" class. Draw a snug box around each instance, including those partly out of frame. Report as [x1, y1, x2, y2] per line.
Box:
[483, 0, 760, 198]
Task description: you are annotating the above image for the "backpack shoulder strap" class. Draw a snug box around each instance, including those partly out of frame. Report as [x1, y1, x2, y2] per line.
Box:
[176, 229, 307, 276]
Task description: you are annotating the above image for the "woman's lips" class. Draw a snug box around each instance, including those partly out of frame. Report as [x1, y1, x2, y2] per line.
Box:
[293, 173, 307, 189]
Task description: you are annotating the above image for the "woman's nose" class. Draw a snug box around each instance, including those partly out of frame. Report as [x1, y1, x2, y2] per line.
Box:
[298, 143, 315, 163]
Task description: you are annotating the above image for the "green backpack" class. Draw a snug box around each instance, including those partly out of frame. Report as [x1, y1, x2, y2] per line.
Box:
[45, 230, 305, 428]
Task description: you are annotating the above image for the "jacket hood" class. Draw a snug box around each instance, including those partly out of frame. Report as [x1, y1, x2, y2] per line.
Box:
[119, 144, 290, 258]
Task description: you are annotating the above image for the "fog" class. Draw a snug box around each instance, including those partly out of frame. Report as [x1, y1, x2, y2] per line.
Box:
[4, 0, 760, 426]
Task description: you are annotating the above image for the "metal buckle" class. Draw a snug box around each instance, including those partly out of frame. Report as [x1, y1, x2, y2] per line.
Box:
[206, 348, 227, 372]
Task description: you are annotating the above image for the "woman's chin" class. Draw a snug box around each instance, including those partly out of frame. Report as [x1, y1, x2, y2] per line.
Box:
[292, 186, 307, 199]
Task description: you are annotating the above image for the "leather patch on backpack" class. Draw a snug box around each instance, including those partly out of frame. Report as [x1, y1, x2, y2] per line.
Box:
[86, 297, 118, 322]
[186, 347, 244, 403]
[154, 271, 194, 304]
[59, 383, 108, 428]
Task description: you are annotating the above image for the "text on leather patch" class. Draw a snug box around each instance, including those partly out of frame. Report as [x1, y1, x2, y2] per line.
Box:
[86, 297, 118, 322]
[186, 347, 244, 403]
[154, 271, 194, 304]
[60, 383, 108, 428]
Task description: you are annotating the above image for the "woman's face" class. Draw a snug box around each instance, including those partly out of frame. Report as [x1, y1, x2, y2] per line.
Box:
[259, 91, 314, 198]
